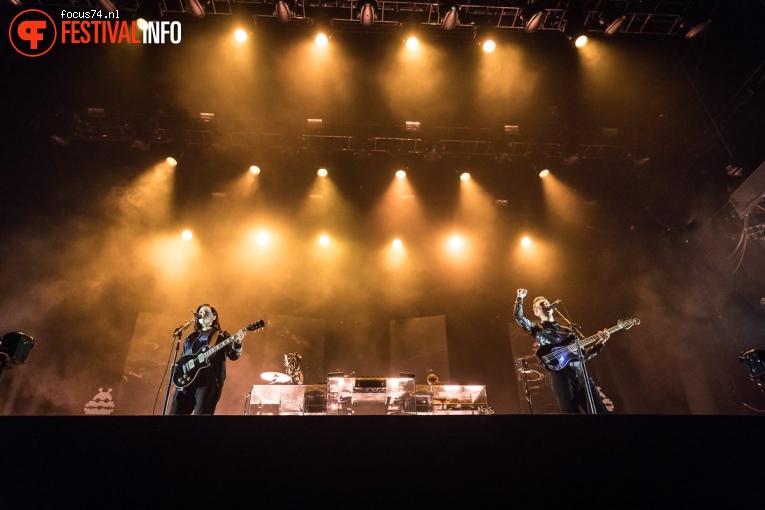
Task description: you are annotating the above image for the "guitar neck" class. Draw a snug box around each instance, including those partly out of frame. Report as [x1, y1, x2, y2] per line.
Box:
[578, 324, 625, 349]
[201, 328, 244, 360]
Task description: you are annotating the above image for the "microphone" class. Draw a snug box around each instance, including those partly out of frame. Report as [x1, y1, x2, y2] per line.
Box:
[545, 299, 561, 312]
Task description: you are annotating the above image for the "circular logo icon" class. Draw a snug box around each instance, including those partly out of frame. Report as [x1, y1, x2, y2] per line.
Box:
[9, 9, 57, 57]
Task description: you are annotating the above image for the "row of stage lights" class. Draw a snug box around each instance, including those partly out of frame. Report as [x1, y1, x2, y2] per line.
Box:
[232, 27, 513, 51]
[196, 0, 710, 43]
[79, 0, 711, 48]
[164, 157, 554, 180]
[194, 21, 584, 51]
[124, 18, 516, 51]
[118, 7, 611, 50]
[179, 226, 536, 251]
[162, 155, 540, 261]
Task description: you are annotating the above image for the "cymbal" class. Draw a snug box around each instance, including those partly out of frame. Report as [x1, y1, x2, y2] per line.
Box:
[261, 371, 291, 383]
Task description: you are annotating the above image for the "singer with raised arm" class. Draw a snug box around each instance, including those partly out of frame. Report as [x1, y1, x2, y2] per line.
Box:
[169, 304, 243, 415]
[513, 289, 611, 414]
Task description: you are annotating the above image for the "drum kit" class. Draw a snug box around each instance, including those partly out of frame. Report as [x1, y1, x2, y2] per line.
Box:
[260, 352, 304, 385]
[260, 371, 292, 384]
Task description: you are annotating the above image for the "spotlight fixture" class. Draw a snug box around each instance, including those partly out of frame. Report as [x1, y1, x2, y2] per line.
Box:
[315, 32, 329, 46]
[424, 146, 441, 162]
[358, 1, 377, 28]
[521, 1, 544, 33]
[600, 11, 627, 36]
[274, 0, 293, 23]
[185, 0, 207, 18]
[563, 4, 587, 46]
[440, 2, 460, 31]
[97, 0, 116, 12]
[574, 34, 588, 48]
[684, 18, 712, 39]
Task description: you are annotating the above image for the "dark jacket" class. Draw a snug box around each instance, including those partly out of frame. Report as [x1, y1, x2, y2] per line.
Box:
[183, 304, 242, 386]
[513, 296, 602, 368]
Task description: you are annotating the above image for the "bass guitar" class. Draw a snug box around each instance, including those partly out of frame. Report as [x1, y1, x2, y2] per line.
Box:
[172, 320, 265, 389]
[536, 317, 640, 371]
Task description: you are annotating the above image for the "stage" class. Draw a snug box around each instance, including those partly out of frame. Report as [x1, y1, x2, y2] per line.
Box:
[1, 414, 762, 506]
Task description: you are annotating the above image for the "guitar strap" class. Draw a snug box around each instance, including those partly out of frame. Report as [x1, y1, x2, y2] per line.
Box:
[210, 329, 222, 346]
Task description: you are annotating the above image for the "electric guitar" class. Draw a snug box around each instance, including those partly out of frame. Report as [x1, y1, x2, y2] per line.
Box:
[536, 317, 640, 372]
[172, 320, 265, 389]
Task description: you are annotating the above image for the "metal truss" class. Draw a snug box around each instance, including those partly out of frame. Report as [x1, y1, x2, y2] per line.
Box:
[64, 109, 632, 162]
[19, 1, 698, 37]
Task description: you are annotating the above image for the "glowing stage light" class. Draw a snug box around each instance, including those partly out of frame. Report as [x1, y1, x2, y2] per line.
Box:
[181, 230, 193, 241]
[136, 18, 149, 31]
[575, 35, 588, 48]
[539, 169, 550, 179]
[396, 170, 406, 179]
[166, 157, 178, 166]
[318, 234, 330, 246]
[460, 172, 471, 181]
[521, 236, 532, 247]
[255, 231, 271, 246]
[448, 235, 464, 250]
[234, 29, 248, 42]
[482, 40, 496, 53]
[249, 165, 261, 175]
[392, 238, 403, 250]
[317, 168, 328, 177]
[406, 36, 419, 50]
[315, 33, 329, 47]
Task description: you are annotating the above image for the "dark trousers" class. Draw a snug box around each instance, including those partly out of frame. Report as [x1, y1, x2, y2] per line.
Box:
[169, 371, 223, 415]
[550, 365, 609, 414]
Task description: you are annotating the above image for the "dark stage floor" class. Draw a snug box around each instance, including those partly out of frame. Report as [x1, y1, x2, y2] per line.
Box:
[1, 414, 763, 506]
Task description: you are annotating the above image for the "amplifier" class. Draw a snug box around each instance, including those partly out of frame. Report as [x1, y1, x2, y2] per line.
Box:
[353, 377, 387, 393]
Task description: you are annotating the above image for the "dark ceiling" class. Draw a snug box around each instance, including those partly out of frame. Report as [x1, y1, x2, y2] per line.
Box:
[2, 0, 764, 245]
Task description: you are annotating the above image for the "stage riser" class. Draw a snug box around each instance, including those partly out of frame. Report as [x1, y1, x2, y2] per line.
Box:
[0, 415, 762, 505]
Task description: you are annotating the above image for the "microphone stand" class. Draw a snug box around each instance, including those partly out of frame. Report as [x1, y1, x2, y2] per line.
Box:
[162, 319, 193, 415]
[553, 307, 597, 414]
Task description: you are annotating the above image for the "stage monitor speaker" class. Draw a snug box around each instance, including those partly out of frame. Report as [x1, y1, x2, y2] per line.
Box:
[730, 159, 765, 219]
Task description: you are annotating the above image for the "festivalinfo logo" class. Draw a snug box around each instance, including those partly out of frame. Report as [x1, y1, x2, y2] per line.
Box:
[9, 9, 182, 57]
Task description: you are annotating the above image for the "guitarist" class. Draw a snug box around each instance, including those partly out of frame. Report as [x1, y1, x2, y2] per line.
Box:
[170, 304, 244, 415]
[514, 289, 610, 414]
